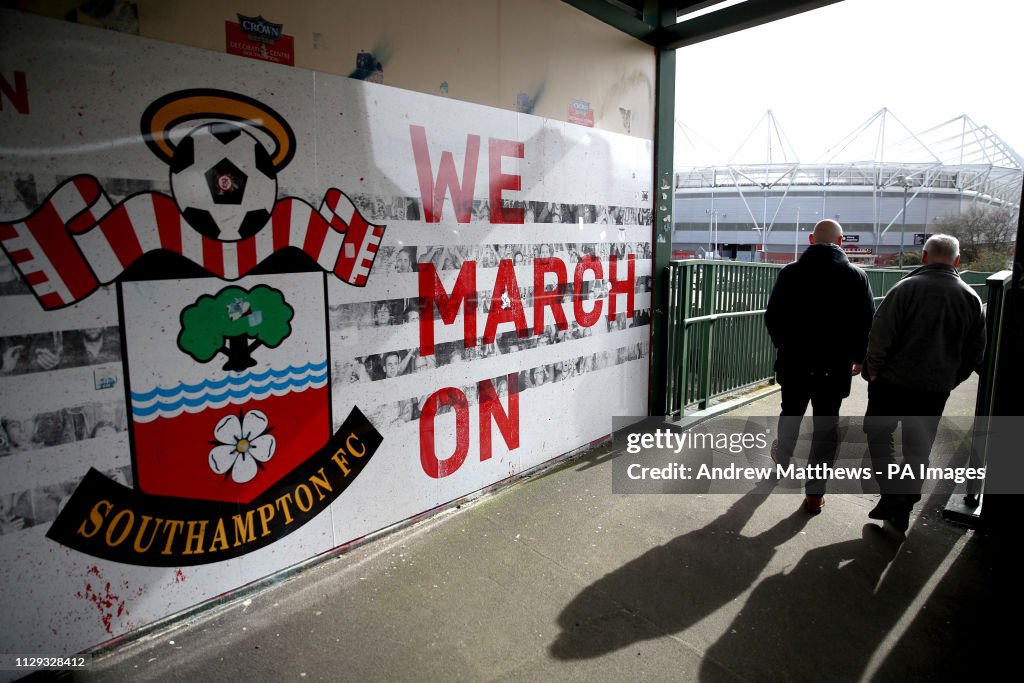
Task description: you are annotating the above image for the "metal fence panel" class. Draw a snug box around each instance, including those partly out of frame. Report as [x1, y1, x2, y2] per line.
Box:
[664, 260, 992, 416]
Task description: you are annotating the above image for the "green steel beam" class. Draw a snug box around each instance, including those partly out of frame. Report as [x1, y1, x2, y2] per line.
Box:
[562, 1, 845, 49]
[654, 0, 845, 49]
[990, 173, 1024, 415]
[675, 1, 730, 18]
[977, 178, 1024, 532]
[648, 2, 676, 416]
[642, 0, 662, 27]
[560, 0, 658, 43]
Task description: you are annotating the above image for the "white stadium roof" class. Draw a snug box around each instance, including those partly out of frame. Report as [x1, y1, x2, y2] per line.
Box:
[676, 109, 1023, 208]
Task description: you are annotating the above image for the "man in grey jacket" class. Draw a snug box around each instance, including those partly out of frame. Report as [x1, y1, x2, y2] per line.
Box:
[862, 234, 985, 533]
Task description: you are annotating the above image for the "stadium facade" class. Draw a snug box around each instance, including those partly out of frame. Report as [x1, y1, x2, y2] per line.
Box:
[673, 109, 1023, 265]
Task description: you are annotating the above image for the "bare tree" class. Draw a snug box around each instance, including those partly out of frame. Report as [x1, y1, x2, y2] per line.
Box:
[934, 205, 1016, 270]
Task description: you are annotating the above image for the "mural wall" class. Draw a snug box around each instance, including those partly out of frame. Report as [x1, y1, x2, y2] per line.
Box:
[14, 0, 656, 140]
[0, 10, 652, 656]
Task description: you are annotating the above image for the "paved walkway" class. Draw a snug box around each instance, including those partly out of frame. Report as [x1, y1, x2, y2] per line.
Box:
[79, 375, 1012, 682]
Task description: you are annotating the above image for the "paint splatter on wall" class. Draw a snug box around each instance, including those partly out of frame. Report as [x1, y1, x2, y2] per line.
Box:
[77, 567, 129, 634]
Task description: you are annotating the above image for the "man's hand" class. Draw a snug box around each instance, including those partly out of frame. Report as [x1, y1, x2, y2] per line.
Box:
[33, 348, 61, 371]
[1, 345, 24, 374]
[851, 363, 862, 376]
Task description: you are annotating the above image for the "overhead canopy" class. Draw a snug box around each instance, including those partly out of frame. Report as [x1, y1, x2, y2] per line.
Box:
[560, 0, 844, 49]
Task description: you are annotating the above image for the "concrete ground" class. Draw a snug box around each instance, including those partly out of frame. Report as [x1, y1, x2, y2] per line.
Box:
[72, 375, 1013, 682]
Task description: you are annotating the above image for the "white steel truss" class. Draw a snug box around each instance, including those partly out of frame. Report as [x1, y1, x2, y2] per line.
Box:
[676, 108, 1023, 211]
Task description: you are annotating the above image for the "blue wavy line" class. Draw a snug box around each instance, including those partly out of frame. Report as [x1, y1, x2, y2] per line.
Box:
[130, 361, 327, 402]
[131, 372, 328, 417]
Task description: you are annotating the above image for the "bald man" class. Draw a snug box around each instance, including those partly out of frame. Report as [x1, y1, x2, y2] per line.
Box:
[765, 219, 876, 514]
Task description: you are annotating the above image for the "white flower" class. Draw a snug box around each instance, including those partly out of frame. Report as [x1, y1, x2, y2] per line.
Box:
[208, 410, 276, 484]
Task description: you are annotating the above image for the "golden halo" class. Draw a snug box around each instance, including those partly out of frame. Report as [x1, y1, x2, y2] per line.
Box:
[140, 89, 296, 171]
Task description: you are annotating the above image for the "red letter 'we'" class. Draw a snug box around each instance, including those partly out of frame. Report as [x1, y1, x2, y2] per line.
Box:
[409, 125, 479, 223]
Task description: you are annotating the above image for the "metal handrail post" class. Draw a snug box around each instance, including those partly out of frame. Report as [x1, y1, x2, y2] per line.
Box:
[698, 262, 717, 409]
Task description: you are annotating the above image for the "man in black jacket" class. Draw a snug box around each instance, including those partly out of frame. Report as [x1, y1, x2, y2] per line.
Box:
[765, 219, 875, 513]
[862, 234, 985, 533]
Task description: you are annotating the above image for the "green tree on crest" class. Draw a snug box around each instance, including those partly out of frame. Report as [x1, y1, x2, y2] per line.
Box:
[178, 285, 294, 372]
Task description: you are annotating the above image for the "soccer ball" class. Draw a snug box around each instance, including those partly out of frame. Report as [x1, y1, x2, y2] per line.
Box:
[170, 122, 277, 241]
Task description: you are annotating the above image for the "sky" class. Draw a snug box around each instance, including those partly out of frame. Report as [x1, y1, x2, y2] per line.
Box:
[675, 0, 1024, 166]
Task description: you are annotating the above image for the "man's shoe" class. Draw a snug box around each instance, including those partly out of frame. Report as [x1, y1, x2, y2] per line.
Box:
[887, 503, 911, 534]
[885, 511, 910, 534]
[868, 496, 893, 521]
[804, 494, 825, 515]
[770, 438, 791, 468]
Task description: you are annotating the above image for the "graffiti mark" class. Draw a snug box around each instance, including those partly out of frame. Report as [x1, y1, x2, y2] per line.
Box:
[351, 51, 384, 83]
[619, 107, 632, 135]
[175, 569, 187, 583]
[516, 83, 544, 114]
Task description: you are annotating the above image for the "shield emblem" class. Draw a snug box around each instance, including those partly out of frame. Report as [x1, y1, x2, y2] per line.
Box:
[120, 271, 330, 504]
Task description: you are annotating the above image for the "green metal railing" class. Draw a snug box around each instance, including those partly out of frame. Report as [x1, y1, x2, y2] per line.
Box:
[864, 269, 907, 304]
[665, 260, 779, 415]
[959, 270, 993, 298]
[974, 270, 1013, 417]
[664, 260, 993, 416]
[956, 270, 1013, 507]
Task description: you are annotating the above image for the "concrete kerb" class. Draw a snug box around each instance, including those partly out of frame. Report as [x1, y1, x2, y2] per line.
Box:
[673, 382, 781, 422]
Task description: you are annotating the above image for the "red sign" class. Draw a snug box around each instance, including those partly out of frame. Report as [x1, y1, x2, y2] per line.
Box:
[568, 100, 594, 127]
[225, 21, 294, 66]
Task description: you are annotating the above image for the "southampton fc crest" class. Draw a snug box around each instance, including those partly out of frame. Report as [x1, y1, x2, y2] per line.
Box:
[122, 276, 329, 505]
[0, 90, 386, 565]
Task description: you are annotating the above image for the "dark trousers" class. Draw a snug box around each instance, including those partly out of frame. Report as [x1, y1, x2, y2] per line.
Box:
[776, 366, 849, 497]
[864, 377, 949, 508]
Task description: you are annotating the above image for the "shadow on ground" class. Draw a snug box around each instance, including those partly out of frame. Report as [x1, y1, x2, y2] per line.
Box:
[550, 486, 998, 682]
[550, 479, 814, 660]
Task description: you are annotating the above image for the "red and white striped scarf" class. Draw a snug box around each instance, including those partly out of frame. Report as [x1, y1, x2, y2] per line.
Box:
[0, 175, 384, 309]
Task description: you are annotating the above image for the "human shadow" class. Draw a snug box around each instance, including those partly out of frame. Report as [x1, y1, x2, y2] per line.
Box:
[697, 492, 963, 682]
[549, 479, 810, 660]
